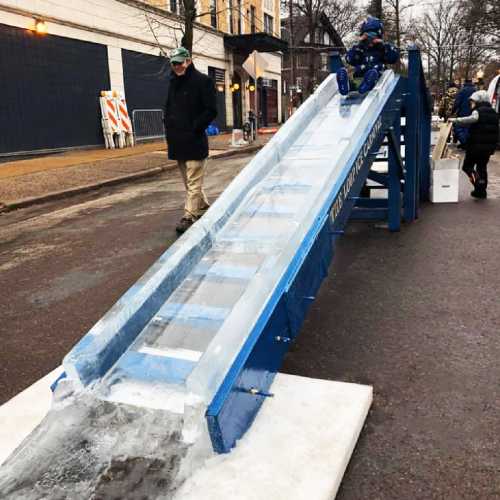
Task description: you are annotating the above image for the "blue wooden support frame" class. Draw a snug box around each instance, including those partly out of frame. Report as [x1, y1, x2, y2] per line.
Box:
[419, 87, 432, 202]
[403, 46, 432, 220]
[388, 115, 403, 231]
[368, 170, 389, 186]
[349, 46, 430, 230]
[351, 94, 405, 229]
[206, 68, 405, 453]
[206, 49, 430, 452]
[404, 50, 419, 222]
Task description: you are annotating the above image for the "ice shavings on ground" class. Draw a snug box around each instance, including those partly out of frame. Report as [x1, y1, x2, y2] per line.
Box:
[0, 380, 213, 499]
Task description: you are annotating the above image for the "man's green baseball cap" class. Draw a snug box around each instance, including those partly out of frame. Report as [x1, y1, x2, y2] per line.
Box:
[170, 47, 191, 63]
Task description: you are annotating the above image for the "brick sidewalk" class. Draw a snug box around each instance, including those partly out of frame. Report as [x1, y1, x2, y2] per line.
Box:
[0, 132, 271, 208]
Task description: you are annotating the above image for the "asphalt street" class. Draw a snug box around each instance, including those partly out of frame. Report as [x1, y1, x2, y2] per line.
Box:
[0, 153, 251, 404]
[1, 150, 499, 498]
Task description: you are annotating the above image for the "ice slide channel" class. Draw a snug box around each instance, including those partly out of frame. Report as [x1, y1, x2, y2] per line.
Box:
[63, 70, 399, 447]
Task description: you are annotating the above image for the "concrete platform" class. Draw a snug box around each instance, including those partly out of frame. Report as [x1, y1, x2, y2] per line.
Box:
[0, 371, 371, 499]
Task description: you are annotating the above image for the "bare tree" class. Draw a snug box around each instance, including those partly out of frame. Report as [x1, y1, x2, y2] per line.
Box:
[294, 0, 330, 93]
[383, 0, 413, 49]
[409, 0, 460, 94]
[323, 0, 363, 43]
[294, 0, 328, 47]
[181, 0, 197, 53]
[118, 0, 239, 55]
[481, 0, 500, 44]
[457, 0, 494, 79]
[407, 0, 498, 95]
[367, 0, 383, 20]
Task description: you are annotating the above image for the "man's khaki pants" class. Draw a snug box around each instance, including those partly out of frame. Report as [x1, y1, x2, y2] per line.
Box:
[177, 159, 210, 220]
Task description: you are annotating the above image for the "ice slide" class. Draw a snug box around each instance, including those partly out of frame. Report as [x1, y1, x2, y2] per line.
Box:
[62, 69, 403, 450]
[1, 48, 432, 497]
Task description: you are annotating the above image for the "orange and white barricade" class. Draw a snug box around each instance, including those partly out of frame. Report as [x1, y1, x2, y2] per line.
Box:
[100, 91, 122, 149]
[99, 91, 135, 149]
[116, 93, 135, 147]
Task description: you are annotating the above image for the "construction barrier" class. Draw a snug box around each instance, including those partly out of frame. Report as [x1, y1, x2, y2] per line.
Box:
[132, 109, 165, 142]
[99, 91, 135, 149]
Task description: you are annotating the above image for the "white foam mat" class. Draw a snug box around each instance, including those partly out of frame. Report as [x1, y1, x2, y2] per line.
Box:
[0, 371, 372, 500]
[175, 373, 372, 500]
[0, 366, 63, 465]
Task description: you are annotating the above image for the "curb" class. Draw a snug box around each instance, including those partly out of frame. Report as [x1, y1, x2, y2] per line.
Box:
[0, 144, 262, 214]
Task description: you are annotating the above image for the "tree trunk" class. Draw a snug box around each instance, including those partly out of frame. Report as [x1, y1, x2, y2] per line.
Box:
[394, 0, 401, 71]
[464, 30, 474, 79]
[436, 51, 442, 94]
[368, 0, 382, 19]
[308, 16, 316, 97]
[395, 0, 400, 48]
[182, 0, 196, 53]
[289, 0, 295, 88]
[449, 45, 455, 83]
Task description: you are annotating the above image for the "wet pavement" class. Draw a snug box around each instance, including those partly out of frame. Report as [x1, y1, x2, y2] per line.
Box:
[0, 149, 499, 498]
[283, 152, 500, 499]
[0, 152, 251, 404]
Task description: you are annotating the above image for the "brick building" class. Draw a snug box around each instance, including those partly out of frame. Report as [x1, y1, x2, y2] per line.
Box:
[281, 12, 343, 106]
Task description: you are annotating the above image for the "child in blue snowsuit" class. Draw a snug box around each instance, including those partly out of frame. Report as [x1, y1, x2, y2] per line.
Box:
[337, 17, 399, 96]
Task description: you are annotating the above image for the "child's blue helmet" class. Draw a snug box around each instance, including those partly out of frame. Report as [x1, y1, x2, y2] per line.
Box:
[360, 16, 383, 37]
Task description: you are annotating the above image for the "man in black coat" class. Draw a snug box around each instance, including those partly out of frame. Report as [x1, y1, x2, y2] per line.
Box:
[449, 90, 499, 199]
[452, 79, 476, 148]
[164, 47, 217, 233]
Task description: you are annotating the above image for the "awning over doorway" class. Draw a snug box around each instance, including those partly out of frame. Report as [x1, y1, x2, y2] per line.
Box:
[224, 33, 288, 55]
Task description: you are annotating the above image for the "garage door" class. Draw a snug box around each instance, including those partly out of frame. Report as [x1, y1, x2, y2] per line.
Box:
[122, 49, 170, 112]
[0, 23, 110, 155]
[122, 49, 171, 140]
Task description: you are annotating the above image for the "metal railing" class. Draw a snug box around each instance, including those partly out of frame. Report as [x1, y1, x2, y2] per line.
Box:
[132, 109, 165, 142]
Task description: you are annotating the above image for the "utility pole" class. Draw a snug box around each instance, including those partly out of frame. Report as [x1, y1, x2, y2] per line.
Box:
[395, 0, 400, 49]
[288, 0, 296, 104]
[394, 0, 401, 71]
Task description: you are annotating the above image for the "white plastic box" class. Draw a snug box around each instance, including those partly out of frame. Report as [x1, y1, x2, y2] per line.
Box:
[430, 158, 460, 203]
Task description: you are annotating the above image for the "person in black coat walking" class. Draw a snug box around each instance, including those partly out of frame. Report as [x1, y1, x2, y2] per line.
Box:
[451, 79, 476, 148]
[164, 47, 217, 233]
[449, 90, 499, 199]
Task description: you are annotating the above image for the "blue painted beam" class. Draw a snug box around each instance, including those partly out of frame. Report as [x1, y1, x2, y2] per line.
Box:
[208, 77, 405, 453]
[350, 208, 389, 220]
[403, 46, 426, 222]
[388, 117, 402, 232]
[368, 171, 389, 186]
[355, 198, 388, 208]
[419, 92, 432, 201]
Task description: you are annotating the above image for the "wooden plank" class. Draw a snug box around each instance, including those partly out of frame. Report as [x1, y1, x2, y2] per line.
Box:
[432, 122, 452, 162]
